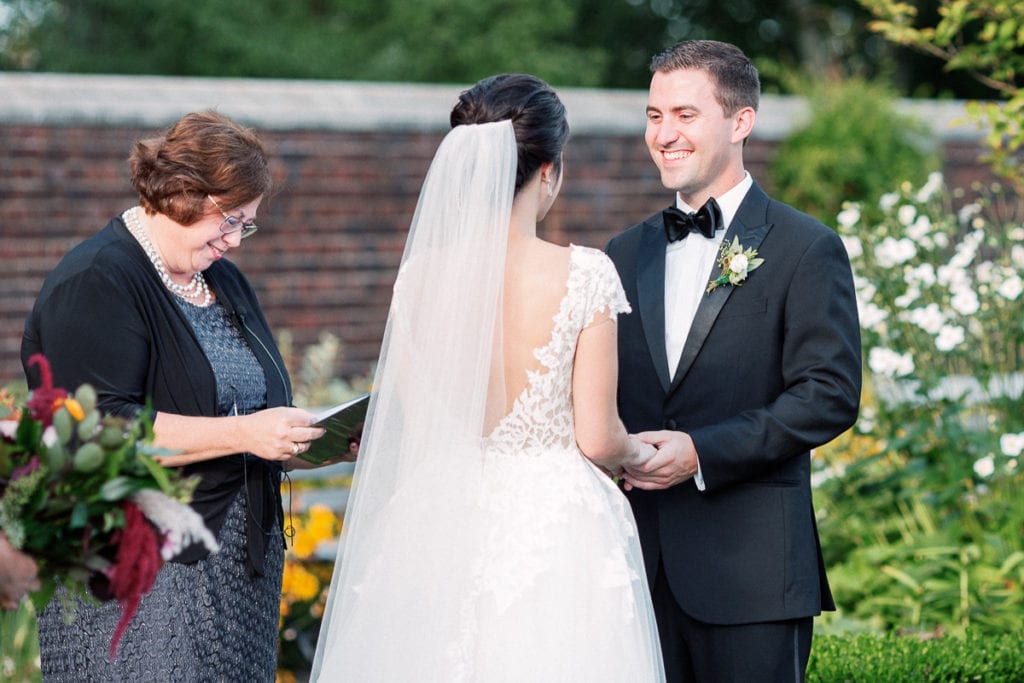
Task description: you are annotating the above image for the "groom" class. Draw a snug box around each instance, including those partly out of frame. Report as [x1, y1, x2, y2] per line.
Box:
[606, 40, 861, 681]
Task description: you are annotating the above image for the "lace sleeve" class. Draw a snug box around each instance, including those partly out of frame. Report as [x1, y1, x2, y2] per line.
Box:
[570, 245, 631, 330]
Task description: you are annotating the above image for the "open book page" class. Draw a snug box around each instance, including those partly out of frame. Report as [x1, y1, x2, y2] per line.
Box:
[300, 393, 370, 465]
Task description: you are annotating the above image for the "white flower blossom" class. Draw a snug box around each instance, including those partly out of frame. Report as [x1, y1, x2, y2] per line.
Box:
[879, 192, 900, 212]
[997, 275, 1023, 300]
[875, 237, 917, 268]
[934, 324, 966, 351]
[868, 347, 914, 377]
[1012, 244, 1024, 268]
[973, 455, 995, 478]
[897, 204, 918, 226]
[840, 235, 863, 259]
[905, 303, 945, 334]
[932, 232, 949, 249]
[958, 203, 982, 226]
[858, 301, 888, 330]
[894, 286, 920, 308]
[837, 206, 861, 229]
[937, 264, 970, 289]
[907, 215, 932, 240]
[905, 263, 936, 287]
[853, 275, 876, 302]
[975, 261, 996, 284]
[950, 288, 980, 316]
[729, 253, 749, 274]
[1000, 432, 1024, 457]
[131, 488, 220, 561]
[915, 172, 944, 202]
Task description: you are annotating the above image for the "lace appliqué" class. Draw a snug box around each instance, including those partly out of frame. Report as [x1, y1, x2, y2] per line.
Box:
[471, 245, 638, 618]
[485, 245, 630, 454]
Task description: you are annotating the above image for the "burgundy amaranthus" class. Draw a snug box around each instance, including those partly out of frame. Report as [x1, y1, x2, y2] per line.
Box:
[107, 501, 163, 660]
[25, 353, 67, 428]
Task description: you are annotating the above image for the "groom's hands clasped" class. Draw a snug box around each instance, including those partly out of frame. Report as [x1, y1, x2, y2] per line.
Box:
[620, 430, 699, 491]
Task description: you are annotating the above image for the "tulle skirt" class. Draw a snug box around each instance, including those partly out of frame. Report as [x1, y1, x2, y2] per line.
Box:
[314, 445, 664, 682]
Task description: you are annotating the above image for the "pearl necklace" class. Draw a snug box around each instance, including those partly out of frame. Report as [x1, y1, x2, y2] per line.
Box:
[123, 206, 212, 307]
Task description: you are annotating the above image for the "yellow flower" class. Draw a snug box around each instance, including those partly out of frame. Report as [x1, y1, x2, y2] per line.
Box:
[282, 561, 320, 602]
[55, 397, 85, 421]
[305, 504, 339, 541]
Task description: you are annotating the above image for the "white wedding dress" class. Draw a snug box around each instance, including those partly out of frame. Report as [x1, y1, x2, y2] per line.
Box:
[311, 122, 664, 682]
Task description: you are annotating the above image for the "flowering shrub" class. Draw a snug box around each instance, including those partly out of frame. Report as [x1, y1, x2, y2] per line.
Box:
[277, 502, 343, 678]
[816, 174, 1024, 633]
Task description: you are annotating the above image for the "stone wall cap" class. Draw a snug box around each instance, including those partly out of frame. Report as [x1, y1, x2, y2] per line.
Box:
[0, 71, 982, 140]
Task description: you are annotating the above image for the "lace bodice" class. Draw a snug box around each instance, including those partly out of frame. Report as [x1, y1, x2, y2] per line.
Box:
[485, 245, 630, 454]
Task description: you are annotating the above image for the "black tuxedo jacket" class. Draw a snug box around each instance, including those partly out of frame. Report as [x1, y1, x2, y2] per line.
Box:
[606, 183, 861, 625]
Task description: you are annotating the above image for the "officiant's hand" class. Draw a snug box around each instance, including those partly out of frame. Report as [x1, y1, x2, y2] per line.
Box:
[240, 407, 325, 462]
[620, 430, 698, 490]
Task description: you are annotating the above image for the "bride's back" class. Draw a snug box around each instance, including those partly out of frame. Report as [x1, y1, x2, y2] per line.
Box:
[498, 239, 571, 416]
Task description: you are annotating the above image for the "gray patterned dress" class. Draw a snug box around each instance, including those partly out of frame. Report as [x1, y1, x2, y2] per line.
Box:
[38, 298, 284, 682]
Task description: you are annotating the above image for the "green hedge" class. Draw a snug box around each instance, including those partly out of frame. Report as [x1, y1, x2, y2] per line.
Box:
[808, 631, 1024, 682]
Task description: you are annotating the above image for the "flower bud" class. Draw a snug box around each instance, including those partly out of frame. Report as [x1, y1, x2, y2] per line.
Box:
[74, 385, 97, 415]
[45, 441, 69, 471]
[53, 407, 74, 445]
[73, 442, 106, 473]
[98, 424, 127, 449]
[77, 410, 101, 441]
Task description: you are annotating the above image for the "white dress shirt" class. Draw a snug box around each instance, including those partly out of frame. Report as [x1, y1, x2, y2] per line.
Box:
[664, 172, 753, 490]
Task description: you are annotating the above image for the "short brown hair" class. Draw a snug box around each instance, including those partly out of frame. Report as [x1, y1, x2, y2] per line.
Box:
[128, 110, 272, 224]
[650, 40, 760, 117]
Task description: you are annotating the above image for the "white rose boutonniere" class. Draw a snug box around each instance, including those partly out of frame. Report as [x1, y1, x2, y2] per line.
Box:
[706, 237, 765, 294]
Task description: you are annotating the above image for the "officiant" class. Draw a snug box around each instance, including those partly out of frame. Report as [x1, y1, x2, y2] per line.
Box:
[21, 110, 331, 681]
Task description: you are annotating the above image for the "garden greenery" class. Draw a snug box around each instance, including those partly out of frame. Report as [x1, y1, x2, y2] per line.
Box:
[815, 173, 1023, 635]
[769, 77, 940, 226]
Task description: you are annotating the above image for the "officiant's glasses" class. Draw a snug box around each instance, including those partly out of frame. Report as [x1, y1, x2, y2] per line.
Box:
[208, 195, 259, 239]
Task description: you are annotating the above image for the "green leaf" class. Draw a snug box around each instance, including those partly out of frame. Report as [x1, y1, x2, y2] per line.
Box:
[139, 454, 172, 493]
[98, 476, 141, 501]
[69, 501, 89, 529]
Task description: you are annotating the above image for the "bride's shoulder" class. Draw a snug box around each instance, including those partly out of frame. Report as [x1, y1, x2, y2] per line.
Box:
[568, 243, 618, 277]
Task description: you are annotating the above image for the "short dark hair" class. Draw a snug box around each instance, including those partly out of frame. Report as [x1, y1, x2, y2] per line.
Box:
[650, 40, 760, 116]
[450, 73, 570, 194]
[128, 110, 272, 224]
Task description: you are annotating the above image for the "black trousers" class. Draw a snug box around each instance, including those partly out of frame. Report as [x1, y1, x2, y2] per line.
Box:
[652, 558, 814, 683]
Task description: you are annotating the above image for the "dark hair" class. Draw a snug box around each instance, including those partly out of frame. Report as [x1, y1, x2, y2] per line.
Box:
[450, 73, 570, 194]
[650, 40, 760, 116]
[128, 110, 272, 224]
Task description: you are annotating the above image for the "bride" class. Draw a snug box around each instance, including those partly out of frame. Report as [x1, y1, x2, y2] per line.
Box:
[311, 73, 665, 682]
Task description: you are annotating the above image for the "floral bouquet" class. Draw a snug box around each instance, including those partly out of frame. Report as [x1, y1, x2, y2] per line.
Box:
[0, 354, 219, 658]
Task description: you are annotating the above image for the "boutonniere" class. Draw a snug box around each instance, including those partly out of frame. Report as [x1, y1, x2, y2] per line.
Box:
[706, 237, 764, 294]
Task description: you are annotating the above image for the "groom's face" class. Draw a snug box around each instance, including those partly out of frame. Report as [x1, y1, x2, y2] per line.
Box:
[645, 68, 747, 206]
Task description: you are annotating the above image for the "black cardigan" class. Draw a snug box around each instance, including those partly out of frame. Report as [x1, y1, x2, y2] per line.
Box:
[22, 216, 293, 576]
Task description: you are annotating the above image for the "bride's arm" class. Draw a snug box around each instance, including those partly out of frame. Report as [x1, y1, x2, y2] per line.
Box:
[572, 312, 654, 470]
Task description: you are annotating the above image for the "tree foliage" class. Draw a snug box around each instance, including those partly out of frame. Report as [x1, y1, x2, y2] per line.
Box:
[769, 77, 940, 226]
[0, 0, 990, 96]
[860, 0, 1024, 190]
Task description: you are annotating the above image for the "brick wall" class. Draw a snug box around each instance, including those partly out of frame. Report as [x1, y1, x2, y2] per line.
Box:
[0, 74, 991, 387]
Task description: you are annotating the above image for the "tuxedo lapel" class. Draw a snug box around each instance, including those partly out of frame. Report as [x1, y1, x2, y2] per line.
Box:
[668, 185, 774, 394]
[636, 219, 672, 394]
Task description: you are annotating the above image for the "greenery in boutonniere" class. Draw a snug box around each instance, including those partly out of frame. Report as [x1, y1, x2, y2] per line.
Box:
[706, 237, 764, 294]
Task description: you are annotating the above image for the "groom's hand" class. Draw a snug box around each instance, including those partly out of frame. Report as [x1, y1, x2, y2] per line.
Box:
[620, 430, 698, 491]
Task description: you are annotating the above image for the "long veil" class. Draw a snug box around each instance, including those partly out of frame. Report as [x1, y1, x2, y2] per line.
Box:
[310, 121, 517, 679]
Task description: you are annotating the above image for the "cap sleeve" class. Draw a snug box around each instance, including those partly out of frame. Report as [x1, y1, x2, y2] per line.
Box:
[569, 245, 631, 330]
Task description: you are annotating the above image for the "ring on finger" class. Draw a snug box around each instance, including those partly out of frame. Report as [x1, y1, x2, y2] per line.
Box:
[292, 442, 300, 456]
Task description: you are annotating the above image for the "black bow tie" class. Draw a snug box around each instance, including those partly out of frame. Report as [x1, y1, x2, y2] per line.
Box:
[663, 198, 723, 242]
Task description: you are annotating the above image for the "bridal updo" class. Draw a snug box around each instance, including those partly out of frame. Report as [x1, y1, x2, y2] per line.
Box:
[450, 73, 569, 194]
[128, 110, 272, 224]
